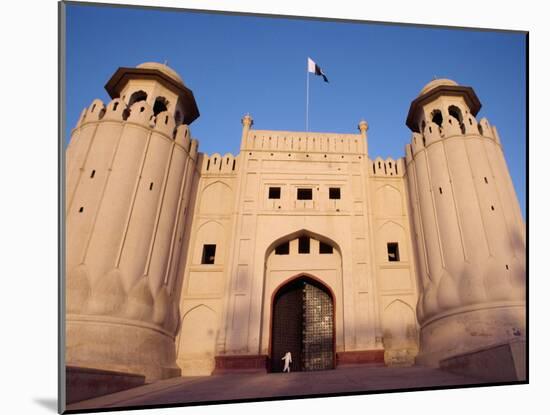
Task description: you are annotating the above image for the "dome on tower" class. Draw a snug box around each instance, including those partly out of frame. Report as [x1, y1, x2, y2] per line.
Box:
[418, 78, 458, 96]
[136, 62, 184, 85]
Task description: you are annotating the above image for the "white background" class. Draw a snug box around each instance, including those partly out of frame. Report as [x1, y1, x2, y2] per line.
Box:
[0, 0, 544, 414]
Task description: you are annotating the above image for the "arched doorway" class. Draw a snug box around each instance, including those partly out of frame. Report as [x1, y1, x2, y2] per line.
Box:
[270, 276, 334, 372]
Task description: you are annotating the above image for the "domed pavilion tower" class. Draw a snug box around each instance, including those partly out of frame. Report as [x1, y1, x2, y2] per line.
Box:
[404, 79, 526, 367]
[65, 62, 200, 382]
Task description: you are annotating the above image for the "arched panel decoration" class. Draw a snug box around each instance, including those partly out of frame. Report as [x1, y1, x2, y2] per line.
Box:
[375, 185, 403, 216]
[199, 181, 233, 215]
[178, 305, 217, 376]
[377, 221, 408, 263]
[193, 221, 225, 265]
[383, 300, 417, 350]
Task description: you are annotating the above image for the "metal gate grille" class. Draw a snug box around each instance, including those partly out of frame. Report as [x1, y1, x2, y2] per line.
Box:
[303, 283, 334, 371]
[271, 278, 334, 372]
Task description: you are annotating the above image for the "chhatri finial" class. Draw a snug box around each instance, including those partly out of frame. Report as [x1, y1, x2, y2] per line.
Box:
[358, 119, 369, 133]
[242, 113, 254, 127]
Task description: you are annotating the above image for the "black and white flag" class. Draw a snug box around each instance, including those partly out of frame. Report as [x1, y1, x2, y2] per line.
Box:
[307, 57, 329, 83]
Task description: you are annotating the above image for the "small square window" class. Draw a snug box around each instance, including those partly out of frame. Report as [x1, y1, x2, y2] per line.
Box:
[269, 187, 281, 199]
[319, 242, 333, 254]
[275, 241, 289, 255]
[329, 187, 341, 199]
[298, 237, 310, 254]
[201, 244, 216, 264]
[387, 242, 400, 262]
[297, 188, 312, 200]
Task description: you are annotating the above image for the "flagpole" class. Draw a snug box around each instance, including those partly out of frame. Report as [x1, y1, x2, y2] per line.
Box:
[306, 64, 310, 132]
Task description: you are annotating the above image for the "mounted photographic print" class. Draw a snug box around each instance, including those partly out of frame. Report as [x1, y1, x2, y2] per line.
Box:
[60, 1, 527, 413]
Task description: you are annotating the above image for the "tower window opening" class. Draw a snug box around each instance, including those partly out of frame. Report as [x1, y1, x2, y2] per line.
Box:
[484, 177, 488, 184]
[149, 182, 154, 191]
[91, 104, 96, 112]
[275, 241, 289, 255]
[329, 187, 341, 200]
[78, 206, 84, 213]
[491, 205, 495, 211]
[478, 124, 484, 135]
[373, 163, 376, 175]
[431, 109, 443, 127]
[153, 97, 168, 116]
[469, 118, 473, 125]
[395, 164, 399, 174]
[113, 102, 119, 111]
[297, 188, 313, 200]
[505, 264, 509, 270]
[206, 160, 210, 170]
[232, 160, 236, 170]
[387, 242, 400, 262]
[90, 170, 95, 178]
[269, 187, 281, 199]
[201, 244, 216, 264]
[128, 90, 147, 107]
[439, 187, 443, 194]
[298, 237, 310, 254]
[319, 242, 333, 254]
[140, 106, 145, 113]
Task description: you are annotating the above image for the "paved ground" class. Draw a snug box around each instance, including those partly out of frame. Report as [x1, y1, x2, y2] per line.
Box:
[67, 365, 487, 412]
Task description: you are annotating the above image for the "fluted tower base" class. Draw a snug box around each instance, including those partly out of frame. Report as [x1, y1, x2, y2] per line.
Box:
[415, 302, 525, 367]
[66, 316, 181, 381]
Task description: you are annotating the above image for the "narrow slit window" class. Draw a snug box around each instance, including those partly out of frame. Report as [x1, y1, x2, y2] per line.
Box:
[298, 237, 310, 254]
[269, 187, 281, 199]
[439, 187, 443, 194]
[78, 206, 84, 213]
[329, 187, 341, 200]
[201, 244, 216, 264]
[149, 182, 154, 191]
[319, 242, 333, 254]
[387, 242, 400, 262]
[90, 170, 95, 178]
[275, 241, 289, 255]
[297, 188, 312, 200]
[491, 205, 495, 211]
[484, 177, 488, 184]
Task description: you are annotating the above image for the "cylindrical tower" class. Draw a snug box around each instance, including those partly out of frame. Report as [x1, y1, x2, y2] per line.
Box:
[65, 62, 200, 380]
[404, 79, 525, 366]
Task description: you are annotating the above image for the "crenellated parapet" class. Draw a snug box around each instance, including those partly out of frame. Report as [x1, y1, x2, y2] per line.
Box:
[241, 129, 366, 155]
[201, 152, 239, 174]
[370, 156, 404, 177]
[73, 98, 199, 145]
[405, 115, 501, 160]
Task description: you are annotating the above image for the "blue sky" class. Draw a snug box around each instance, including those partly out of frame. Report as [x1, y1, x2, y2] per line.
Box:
[65, 3, 526, 217]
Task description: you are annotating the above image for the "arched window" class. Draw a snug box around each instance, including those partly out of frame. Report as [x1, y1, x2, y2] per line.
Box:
[153, 97, 168, 116]
[449, 105, 465, 134]
[128, 90, 147, 106]
[431, 109, 443, 127]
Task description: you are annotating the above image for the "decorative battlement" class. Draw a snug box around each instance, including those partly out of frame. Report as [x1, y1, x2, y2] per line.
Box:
[370, 156, 404, 177]
[74, 98, 198, 156]
[406, 116, 501, 160]
[201, 152, 239, 174]
[241, 129, 366, 155]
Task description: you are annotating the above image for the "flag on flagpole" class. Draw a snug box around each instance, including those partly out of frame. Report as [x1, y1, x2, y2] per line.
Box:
[307, 57, 329, 83]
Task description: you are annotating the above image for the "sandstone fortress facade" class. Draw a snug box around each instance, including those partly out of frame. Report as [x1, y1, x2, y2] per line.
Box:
[65, 62, 526, 381]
